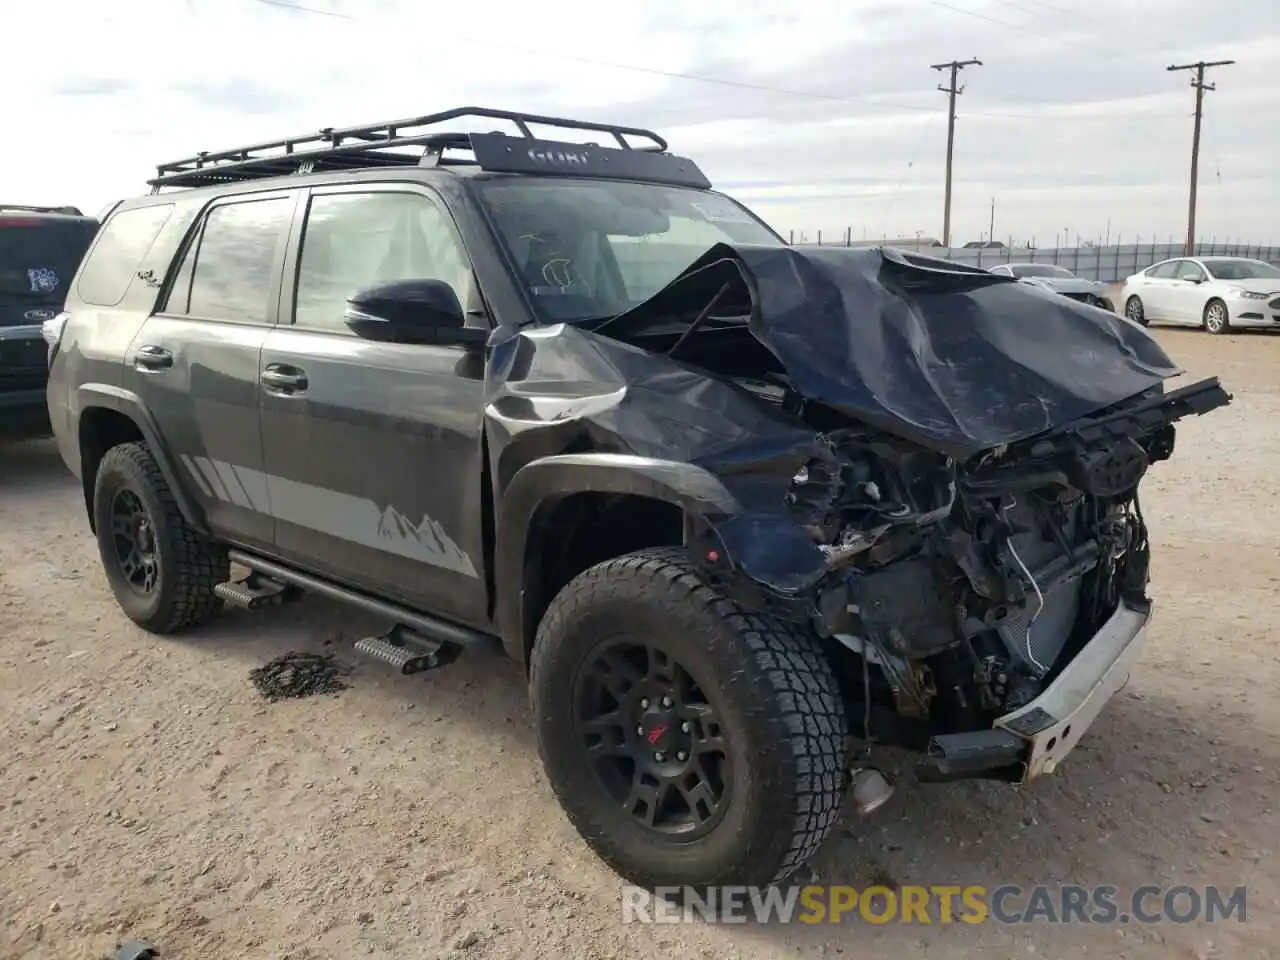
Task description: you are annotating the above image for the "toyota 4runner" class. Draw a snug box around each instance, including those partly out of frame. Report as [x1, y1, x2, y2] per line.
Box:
[44, 107, 1232, 890]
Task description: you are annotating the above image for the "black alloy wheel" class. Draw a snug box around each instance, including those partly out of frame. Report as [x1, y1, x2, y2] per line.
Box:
[574, 636, 730, 839]
[93, 441, 228, 633]
[530, 546, 849, 889]
[109, 487, 160, 595]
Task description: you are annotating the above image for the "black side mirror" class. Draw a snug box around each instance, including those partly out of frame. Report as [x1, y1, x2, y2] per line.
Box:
[344, 279, 488, 346]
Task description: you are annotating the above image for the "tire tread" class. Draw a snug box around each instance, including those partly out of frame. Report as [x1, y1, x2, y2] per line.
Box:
[530, 546, 847, 888]
[97, 442, 227, 633]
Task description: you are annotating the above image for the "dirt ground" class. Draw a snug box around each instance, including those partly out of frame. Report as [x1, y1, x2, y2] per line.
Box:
[2, 325, 1277, 960]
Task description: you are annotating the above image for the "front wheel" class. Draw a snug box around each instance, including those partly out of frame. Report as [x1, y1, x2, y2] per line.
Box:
[1203, 298, 1230, 334]
[1124, 295, 1147, 326]
[530, 547, 848, 889]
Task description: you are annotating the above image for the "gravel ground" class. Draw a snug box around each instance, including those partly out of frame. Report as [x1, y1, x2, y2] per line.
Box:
[2, 327, 1278, 960]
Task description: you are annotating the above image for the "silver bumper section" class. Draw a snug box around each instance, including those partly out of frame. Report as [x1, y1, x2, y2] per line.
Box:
[994, 598, 1152, 781]
[922, 599, 1152, 782]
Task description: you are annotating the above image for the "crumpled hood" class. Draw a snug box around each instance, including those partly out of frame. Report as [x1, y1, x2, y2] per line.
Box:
[1021, 276, 1107, 295]
[595, 243, 1182, 459]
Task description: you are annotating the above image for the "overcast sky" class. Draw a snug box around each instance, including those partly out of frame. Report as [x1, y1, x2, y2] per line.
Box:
[5, 0, 1276, 246]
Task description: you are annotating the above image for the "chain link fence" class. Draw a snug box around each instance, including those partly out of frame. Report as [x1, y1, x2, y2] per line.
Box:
[787, 236, 1280, 283]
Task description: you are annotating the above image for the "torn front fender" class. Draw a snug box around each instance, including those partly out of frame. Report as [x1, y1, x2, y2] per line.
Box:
[484, 320, 837, 663]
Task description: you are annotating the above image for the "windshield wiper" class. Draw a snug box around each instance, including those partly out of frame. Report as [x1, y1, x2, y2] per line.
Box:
[667, 281, 732, 360]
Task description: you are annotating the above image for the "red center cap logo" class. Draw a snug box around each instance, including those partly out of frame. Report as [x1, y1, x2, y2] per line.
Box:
[646, 723, 668, 745]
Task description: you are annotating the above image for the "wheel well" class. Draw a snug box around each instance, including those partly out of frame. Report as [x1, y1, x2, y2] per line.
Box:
[521, 492, 685, 666]
[79, 408, 145, 532]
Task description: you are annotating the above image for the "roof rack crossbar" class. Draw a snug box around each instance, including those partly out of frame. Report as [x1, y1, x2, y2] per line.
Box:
[151, 106, 671, 188]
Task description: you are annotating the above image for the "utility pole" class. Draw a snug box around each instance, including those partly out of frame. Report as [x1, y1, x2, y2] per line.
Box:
[989, 197, 995, 245]
[931, 58, 982, 248]
[1167, 59, 1234, 255]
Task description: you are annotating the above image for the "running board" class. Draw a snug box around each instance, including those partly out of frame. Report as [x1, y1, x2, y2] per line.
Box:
[354, 624, 461, 674]
[215, 572, 299, 610]
[225, 549, 495, 655]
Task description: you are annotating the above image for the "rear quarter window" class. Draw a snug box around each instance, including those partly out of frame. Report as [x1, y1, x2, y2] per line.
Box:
[76, 204, 175, 307]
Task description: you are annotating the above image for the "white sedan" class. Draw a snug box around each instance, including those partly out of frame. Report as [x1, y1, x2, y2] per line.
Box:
[1120, 257, 1280, 334]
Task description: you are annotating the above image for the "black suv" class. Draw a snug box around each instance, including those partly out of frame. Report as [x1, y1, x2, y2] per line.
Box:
[46, 107, 1231, 891]
[1, 204, 97, 437]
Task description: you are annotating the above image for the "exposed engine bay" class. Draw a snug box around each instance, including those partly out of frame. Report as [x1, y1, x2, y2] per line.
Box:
[582, 242, 1233, 759]
[706, 363, 1230, 753]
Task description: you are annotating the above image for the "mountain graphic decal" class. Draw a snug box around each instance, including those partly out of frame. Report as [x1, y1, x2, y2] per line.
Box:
[376, 506, 478, 578]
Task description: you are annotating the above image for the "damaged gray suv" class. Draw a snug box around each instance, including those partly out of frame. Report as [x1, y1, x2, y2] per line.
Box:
[45, 107, 1232, 890]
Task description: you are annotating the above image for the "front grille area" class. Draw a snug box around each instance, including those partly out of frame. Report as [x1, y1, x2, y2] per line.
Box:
[995, 500, 1088, 678]
[997, 579, 1083, 677]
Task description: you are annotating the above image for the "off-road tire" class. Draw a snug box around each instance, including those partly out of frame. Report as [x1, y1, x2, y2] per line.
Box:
[1203, 298, 1230, 335]
[92, 441, 228, 634]
[529, 546, 848, 889]
[1124, 295, 1147, 326]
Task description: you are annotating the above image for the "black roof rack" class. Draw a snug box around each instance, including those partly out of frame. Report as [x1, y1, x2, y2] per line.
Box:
[0, 203, 85, 216]
[148, 106, 712, 191]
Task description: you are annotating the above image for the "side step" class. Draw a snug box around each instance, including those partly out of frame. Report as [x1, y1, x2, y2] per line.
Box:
[214, 572, 299, 610]
[354, 624, 461, 675]
[225, 549, 497, 668]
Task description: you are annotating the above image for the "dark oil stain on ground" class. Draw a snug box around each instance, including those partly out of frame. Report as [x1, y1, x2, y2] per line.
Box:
[249, 651, 350, 702]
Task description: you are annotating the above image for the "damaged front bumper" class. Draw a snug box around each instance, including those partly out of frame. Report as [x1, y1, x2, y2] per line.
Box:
[923, 598, 1152, 783]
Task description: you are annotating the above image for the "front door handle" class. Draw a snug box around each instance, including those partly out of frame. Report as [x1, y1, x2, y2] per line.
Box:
[261, 364, 308, 394]
[134, 344, 173, 371]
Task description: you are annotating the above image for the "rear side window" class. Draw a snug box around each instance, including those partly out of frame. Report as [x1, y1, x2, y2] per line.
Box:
[76, 205, 174, 307]
[1147, 261, 1180, 279]
[167, 196, 293, 324]
[0, 217, 98, 307]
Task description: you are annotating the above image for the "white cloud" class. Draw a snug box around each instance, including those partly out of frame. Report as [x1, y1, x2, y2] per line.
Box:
[4, 0, 1276, 244]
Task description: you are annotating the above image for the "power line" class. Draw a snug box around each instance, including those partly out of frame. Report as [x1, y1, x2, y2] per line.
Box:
[1010, 0, 1078, 19]
[1167, 59, 1235, 254]
[920, 0, 1099, 52]
[931, 58, 982, 248]
[253, 0, 349, 16]
[242, 0, 1176, 124]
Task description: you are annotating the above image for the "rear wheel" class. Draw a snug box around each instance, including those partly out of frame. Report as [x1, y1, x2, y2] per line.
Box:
[1124, 295, 1147, 326]
[530, 547, 848, 889]
[93, 442, 229, 633]
[1203, 298, 1230, 334]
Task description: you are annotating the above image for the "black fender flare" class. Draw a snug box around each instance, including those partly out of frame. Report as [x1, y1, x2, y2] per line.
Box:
[493, 453, 740, 665]
[74, 383, 208, 535]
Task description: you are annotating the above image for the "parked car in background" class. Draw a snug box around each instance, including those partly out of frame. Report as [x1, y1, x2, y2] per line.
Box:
[1120, 257, 1280, 334]
[1, 204, 98, 437]
[988, 262, 1114, 312]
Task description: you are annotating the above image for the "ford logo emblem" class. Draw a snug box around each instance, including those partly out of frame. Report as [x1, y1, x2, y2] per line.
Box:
[23, 308, 55, 322]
